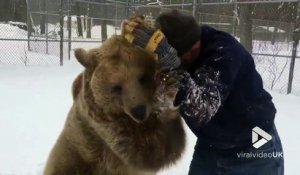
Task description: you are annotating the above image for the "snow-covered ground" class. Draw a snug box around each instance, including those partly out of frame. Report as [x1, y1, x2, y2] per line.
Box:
[1, 22, 300, 94]
[1, 22, 300, 175]
[0, 23, 121, 65]
[0, 59, 300, 175]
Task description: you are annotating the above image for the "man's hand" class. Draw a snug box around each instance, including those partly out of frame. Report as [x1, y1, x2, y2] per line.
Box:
[122, 16, 181, 70]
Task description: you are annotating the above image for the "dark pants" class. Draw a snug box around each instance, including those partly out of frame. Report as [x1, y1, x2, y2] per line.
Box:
[188, 127, 284, 175]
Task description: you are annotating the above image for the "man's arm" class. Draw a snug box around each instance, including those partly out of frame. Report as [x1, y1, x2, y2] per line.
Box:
[122, 18, 245, 131]
[175, 42, 245, 134]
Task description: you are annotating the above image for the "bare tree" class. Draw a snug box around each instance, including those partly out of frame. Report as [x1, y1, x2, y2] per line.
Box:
[267, 45, 289, 90]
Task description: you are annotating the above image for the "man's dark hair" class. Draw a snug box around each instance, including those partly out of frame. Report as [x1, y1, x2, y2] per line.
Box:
[156, 10, 201, 56]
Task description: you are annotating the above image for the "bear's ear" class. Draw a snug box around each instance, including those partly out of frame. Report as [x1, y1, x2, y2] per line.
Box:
[74, 48, 94, 68]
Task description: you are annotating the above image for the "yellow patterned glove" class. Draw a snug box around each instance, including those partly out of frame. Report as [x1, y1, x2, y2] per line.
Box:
[122, 16, 181, 69]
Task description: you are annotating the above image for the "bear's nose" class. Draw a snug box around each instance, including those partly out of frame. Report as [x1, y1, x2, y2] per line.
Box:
[130, 105, 146, 121]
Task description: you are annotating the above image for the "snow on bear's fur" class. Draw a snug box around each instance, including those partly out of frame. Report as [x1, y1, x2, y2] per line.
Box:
[44, 35, 185, 175]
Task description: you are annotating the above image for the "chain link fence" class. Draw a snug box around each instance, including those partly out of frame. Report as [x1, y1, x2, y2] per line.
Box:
[0, 0, 299, 95]
[193, 10, 300, 95]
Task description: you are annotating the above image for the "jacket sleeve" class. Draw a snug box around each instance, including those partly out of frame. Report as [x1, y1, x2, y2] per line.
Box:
[175, 41, 245, 131]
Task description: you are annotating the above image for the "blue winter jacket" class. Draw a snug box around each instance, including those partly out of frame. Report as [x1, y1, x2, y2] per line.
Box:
[175, 25, 277, 149]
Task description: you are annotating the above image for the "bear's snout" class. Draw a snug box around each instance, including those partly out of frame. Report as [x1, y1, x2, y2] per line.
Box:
[130, 105, 147, 122]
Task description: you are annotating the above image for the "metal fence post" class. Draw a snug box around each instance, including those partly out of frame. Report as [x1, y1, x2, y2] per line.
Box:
[60, 0, 64, 66]
[287, 0, 300, 94]
[26, 0, 31, 51]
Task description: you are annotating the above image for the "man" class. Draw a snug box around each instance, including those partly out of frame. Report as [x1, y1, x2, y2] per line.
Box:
[124, 10, 284, 175]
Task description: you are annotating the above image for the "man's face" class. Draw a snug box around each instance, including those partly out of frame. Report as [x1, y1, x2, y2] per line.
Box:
[180, 41, 201, 69]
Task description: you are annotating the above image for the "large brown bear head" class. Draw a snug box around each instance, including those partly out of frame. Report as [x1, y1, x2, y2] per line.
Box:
[74, 36, 157, 123]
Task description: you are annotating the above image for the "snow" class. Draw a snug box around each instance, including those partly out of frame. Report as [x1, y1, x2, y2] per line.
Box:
[0, 23, 120, 65]
[252, 40, 300, 95]
[0, 21, 300, 175]
[2, 21, 299, 94]
[0, 23, 27, 39]
[257, 26, 285, 33]
[179, 69, 222, 123]
[0, 57, 300, 175]
[0, 60, 191, 175]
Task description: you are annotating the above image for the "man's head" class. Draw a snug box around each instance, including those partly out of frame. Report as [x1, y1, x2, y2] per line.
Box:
[155, 10, 201, 68]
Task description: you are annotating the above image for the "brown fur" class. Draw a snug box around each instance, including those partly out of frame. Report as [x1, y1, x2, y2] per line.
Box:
[44, 36, 185, 175]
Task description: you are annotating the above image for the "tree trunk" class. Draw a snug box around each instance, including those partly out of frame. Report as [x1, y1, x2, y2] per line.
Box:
[239, 4, 253, 53]
[86, 4, 91, 38]
[101, 0, 107, 41]
[76, 2, 83, 37]
[100, 19, 107, 41]
[87, 17, 92, 38]
[271, 27, 278, 45]
[83, 15, 87, 31]
[40, 0, 46, 34]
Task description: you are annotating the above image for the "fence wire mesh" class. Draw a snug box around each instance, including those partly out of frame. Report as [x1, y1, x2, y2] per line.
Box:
[0, 0, 299, 95]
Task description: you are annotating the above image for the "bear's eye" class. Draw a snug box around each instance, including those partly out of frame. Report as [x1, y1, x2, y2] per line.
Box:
[112, 85, 122, 94]
[139, 75, 153, 85]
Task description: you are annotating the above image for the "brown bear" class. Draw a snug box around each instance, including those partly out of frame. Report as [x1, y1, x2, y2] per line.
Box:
[44, 35, 185, 175]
